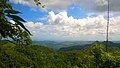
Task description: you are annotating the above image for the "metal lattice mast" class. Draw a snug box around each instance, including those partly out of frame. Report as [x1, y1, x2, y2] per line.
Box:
[106, 0, 110, 52]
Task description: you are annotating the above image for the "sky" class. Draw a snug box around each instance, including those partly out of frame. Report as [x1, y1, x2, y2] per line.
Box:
[9, 0, 120, 41]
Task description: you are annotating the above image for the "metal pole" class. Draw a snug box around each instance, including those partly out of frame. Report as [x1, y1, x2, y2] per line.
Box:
[106, 0, 110, 52]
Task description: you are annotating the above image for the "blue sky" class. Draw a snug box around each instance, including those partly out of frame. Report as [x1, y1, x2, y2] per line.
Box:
[11, 3, 87, 23]
[11, 3, 48, 23]
[10, 0, 120, 41]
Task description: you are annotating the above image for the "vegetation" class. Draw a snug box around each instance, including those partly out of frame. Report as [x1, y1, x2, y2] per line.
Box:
[34, 0, 46, 8]
[59, 41, 120, 52]
[0, 0, 120, 68]
[0, 0, 31, 45]
[0, 40, 120, 68]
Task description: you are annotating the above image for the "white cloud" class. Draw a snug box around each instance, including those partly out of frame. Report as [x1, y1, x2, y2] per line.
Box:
[10, 0, 120, 12]
[94, 0, 120, 12]
[8, 0, 120, 41]
[41, 0, 74, 10]
[10, 0, 36, 7]
[36, 17, 47, 21]
[48, 11, 106, 29]
[24, 22, 43, 29]
[24, 11, 120, 41]
[9, 0, 120, 41]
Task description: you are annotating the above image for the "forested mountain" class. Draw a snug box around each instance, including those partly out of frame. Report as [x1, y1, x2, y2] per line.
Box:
[33, 41, 93, 49]
[1, 0, 120, 68]
[59, 41, 120, 51]
[0, 40, 120, 68]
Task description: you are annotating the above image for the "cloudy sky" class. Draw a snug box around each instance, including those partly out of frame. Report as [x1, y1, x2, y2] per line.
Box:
[10, 0, 120, 41]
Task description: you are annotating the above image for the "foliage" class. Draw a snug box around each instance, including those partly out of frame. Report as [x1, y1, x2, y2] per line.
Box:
[34, 0, 46, 8]
[0, 1, 119, 67]
[0, 0, 32, 45]
[0, 40, 120, 68]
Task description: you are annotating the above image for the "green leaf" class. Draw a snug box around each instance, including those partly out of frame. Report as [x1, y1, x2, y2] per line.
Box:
[42, 5, 46, 8]
[0, 29, 6, 38]
[7, 15, 26, 22]
[13, 19, 31, 35]
[0, 14, 5, 19]
[9, 34, 15, 41]
[36, 2, 41, 6]
[5, 3, 13, 9]
[5, 10, 21, 14]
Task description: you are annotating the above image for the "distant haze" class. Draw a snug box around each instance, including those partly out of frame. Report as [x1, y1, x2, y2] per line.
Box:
[32, 41, 120, 49]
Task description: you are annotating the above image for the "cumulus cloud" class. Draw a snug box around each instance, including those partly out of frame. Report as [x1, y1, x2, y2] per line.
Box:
[94, 0, 120, 12]
[48, 11, 106, 29]
[36, 17, 47, 21]
[24, 22, 43, 28]
[24, 11, 120, 41]
[10, 0, 120, 12]
[10, 0, 73, 10]
[10, 0, 36, 7]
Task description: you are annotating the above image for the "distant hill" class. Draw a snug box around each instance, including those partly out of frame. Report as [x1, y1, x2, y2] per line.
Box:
[59, 41, 120, 51]
[33, 41, 120, 50]
[32, 41, 93, 50]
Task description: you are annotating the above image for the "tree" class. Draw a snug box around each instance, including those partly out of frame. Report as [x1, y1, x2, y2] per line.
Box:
[0, 0, 32, 45]
[34, 0, 46, 8]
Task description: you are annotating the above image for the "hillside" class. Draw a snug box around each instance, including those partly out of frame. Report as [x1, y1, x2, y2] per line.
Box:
[0, 40, 120, 68]
[59, 41, 120, 51]
[33, 41, 93, 50]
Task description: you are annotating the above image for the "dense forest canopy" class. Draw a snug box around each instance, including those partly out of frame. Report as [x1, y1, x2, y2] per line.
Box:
[0, 40, 120, 68]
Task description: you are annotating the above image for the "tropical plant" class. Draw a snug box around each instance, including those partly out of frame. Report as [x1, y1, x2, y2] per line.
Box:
[0, 0, 32, 45]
